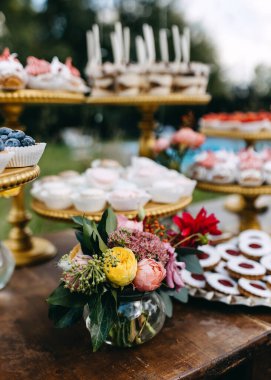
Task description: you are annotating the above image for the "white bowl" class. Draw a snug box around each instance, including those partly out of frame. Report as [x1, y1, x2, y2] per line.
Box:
[72, 189, 107, 212]
[85, 168, 119, 190]
[108, 190, 151, 211]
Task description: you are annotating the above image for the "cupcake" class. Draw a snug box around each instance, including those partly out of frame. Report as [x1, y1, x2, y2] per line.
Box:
[0, 128, 46, 168]
[0, 48, 27, 90]
[107, 189, 151, 211]
[72, 189, 107, 213]
[85, 168, 119, 190]
[26, 56, 54, 90]
[40, 187, 73, 210]
[0, 139, 14, 174]
[149, 180, 184, 203]
[148, 62, 172, 95]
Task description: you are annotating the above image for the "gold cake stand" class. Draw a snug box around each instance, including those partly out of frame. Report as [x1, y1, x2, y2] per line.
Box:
[201, 127, 271, 148]
[31, 196, 192, 223]
[0, 90, 85, 266]
[200, 126, 271, 221]
[87, 93, 211, 158]
[197, 181, 271, 231]
[0, 166, 56, 266]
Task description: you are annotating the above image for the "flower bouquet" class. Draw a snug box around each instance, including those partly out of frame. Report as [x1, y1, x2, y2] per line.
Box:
[154, 114, 205, 171]
[47, 207, 220, 351]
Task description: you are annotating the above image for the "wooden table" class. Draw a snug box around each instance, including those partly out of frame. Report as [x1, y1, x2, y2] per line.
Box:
[1, 230, 271, 380]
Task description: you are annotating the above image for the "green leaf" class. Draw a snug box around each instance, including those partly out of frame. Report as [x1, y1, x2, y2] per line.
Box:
[48, 304, 83, 328]
[172, 287, 189, 303]
[181, 254, 203, 274]
[47, 283, 89, 308]
[83, 218, 94, 251]
[98, 207, 117, 242]
[72, 215, 84, 226]
[92, 222, 108, 253]
[176, 247, 203, 256]
[158, 290, 173, 318]
[88, 291, 118, 352]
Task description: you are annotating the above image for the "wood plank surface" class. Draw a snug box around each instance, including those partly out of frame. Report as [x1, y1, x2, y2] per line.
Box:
[0, 230, 271, 380]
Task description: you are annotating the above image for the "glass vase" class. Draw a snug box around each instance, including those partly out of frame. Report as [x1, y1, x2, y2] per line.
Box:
[0, 242, 15, 290]
[85, 292, 166, 348]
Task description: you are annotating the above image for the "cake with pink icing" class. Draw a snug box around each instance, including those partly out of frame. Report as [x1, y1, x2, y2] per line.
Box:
[26, 56, 89, 93]
[0, 48, 27, 90]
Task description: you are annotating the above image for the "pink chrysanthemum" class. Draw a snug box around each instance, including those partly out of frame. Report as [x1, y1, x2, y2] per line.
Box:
[108, 228, 169, 266]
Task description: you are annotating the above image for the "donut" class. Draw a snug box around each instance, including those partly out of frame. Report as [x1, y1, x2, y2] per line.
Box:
[216, 243, 243, 261]
[205, 273, 239, 295]
[227, 258, 266, 280]
[214, 261, 230, 276]
[181, 269, 206, 289]
[239, 239, 271, 260]
[238, 278, 271, 298]
[260, 255, 271, 274]
[197, 245, 221, 270]
[239, 229, 271, 243]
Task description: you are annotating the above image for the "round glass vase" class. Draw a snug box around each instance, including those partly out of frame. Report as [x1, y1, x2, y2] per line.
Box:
[85, 292, 166, 348]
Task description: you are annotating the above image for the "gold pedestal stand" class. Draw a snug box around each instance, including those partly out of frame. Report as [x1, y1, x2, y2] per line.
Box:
[31, 196, 192, 223]
[0, 166, 56, 266]
[200, 127, 271, 226]
[0, 90, 85, 266]
[87, 93, 211, 158]
[197, 181, 271, 231]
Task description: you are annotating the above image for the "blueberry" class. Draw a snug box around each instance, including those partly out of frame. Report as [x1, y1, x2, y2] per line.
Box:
[0, 127, 12, 136]
[5, 138, 21, 147]
[0, 135, 8, 142]
[0, 139, 4, 151]
[21, 136, 35, 146]
[8, 130, 25, 140]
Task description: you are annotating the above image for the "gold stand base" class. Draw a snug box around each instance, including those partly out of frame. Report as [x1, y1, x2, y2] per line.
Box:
[5, 236, 57, 267]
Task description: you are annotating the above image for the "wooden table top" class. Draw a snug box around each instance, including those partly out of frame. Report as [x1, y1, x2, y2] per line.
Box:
[1, 230, 271, 380]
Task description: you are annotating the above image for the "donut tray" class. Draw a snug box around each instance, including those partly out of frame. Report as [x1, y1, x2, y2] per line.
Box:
[188, 285, 271, 308]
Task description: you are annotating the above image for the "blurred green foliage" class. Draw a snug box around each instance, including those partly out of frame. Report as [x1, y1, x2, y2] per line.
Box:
[0, 0, 228, 140]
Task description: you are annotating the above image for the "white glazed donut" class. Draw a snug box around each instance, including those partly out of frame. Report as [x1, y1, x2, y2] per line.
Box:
[227, 258, 266, 279]
[260, 255, 271, 274]
[239, 229, 271, 243]
[206, 273, 239, 295]
[239, 239, 271, 259]
[216, 243, 243, 261]
[214, 261, 229, 276]
[197, 245, 221, 270]
[238, 278, 271, 298]
[181, 269, 206, 289]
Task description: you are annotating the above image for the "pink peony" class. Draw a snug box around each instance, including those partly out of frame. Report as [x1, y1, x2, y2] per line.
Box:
[133, 259, 166, 292]
[117, 214, 143, 232]
[171, 128, 205, 149]
[164, 243, 185, 291]
[153, 137, 170, 154]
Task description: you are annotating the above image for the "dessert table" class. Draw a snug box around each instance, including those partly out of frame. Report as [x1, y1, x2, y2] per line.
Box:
[1, 230, 271, 380]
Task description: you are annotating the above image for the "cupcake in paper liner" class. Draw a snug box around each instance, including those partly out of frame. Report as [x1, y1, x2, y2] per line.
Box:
[0, 151, 15, 173]
[6, 143, 46, 167]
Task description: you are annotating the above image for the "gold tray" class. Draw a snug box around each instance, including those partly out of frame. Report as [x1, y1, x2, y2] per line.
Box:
[201, 127, 271, 141]
[197, 181, 271, 196]
[0, 89, 85, 104]
[0, 166, 40, 192]
[86, 93, 211, 106]
[31, 196, 192, 222]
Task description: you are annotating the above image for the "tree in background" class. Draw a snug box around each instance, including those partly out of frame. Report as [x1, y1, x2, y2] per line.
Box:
[0, 0, 229, 140]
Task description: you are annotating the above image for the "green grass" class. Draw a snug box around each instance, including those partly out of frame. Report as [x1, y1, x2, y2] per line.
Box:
[0, 144, 221, 240]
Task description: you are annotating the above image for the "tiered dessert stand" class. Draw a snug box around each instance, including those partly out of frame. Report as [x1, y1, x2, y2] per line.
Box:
[31, 93, 210, 224]
[0, 90, 84, 266]
[199, 127, 271, 232]
[0, 90, 211, 264]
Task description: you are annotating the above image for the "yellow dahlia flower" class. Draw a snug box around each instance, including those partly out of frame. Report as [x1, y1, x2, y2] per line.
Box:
[104, 247, 137, 287]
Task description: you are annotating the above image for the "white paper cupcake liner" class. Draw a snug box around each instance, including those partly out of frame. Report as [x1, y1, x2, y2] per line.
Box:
[6, 143, 46, 167]
[0, 151, 15, 173]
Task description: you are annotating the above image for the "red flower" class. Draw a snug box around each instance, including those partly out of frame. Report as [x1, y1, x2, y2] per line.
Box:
[172, 208, 221, 247]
